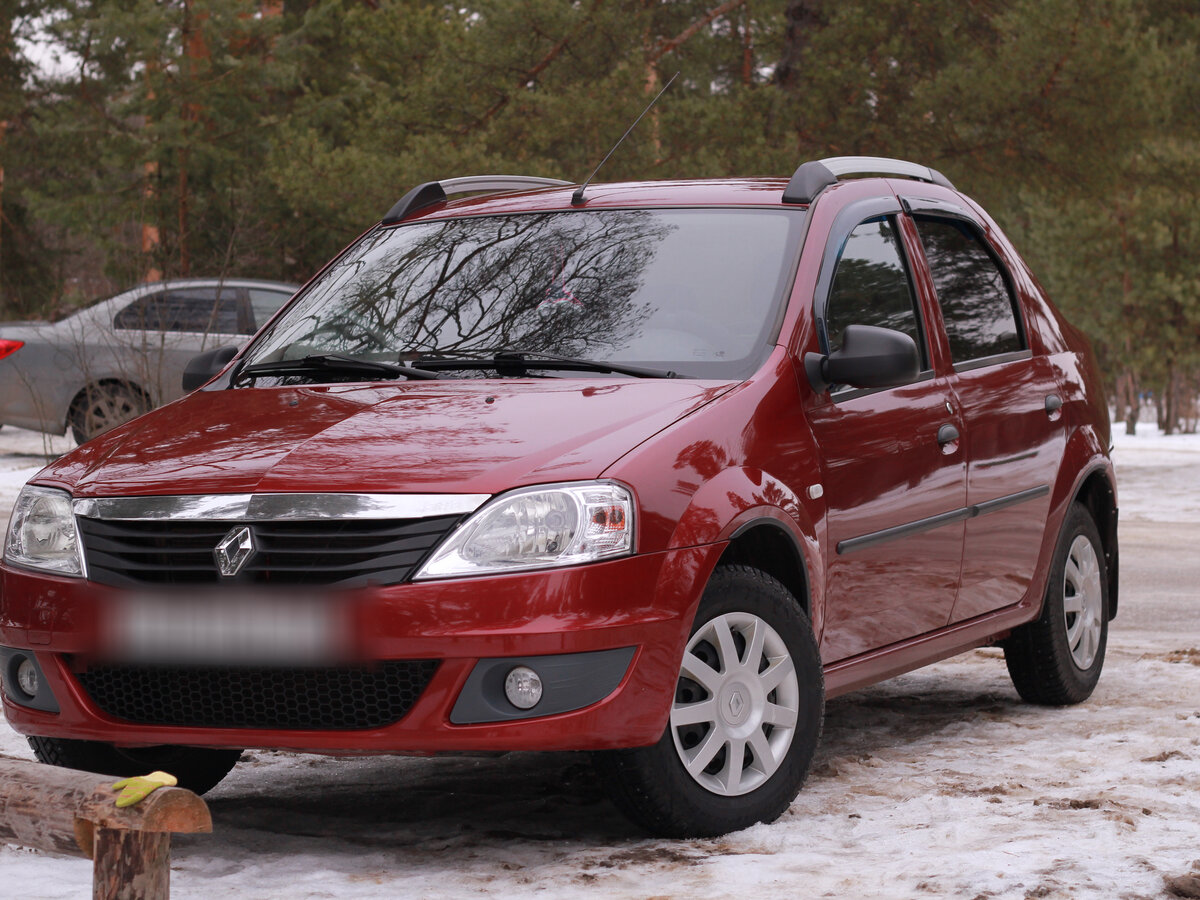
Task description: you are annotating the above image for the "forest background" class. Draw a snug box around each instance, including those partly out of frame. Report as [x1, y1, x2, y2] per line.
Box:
[1, 0, 1197, 432]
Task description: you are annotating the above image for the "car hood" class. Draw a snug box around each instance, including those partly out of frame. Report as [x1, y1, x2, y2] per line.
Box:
[38, 379, 737, 498]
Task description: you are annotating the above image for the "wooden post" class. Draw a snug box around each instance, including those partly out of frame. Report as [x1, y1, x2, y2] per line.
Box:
[94, 829, 172, 900]
[0, 758, 211, 900]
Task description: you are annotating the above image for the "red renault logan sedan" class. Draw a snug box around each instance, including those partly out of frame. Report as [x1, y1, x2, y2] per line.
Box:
[2, 158, 1117, 837]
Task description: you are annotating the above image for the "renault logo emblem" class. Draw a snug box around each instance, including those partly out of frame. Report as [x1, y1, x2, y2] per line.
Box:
[728, 691, 745, 719]
[214, 526, 256, 577]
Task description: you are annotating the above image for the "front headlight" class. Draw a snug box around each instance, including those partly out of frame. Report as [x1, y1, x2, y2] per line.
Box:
[4, 485, 85, 577]
[414, 482, 634, 580]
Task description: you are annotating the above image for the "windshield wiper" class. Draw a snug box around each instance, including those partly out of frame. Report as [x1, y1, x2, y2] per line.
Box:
[412, 350, 676, 379]
[234, 354, 441, 385]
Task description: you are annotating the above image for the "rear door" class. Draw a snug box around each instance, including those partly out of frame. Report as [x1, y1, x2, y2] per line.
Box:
[904, 201, 1066, 622]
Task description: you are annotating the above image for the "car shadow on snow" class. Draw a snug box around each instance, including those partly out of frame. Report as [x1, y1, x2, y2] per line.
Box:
[192, 655, 1026, 855]
[203, 749, 632, 845]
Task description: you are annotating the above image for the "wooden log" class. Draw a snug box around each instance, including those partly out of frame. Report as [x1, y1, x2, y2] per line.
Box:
[0, 758, 211, 856]
[0, 757, 211, 899]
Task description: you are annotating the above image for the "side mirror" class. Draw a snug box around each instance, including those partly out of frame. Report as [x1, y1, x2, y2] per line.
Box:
[183, 346, 239, 392]
[804, 324, 920, 394]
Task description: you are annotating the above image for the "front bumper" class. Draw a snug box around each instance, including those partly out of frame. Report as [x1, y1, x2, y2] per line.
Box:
[0, 545, 721, 753]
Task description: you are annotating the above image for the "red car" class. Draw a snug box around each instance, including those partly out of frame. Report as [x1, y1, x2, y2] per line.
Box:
[1, 159, 1117, 837]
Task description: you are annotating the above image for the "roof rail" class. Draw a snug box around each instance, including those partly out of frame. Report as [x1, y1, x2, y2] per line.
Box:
[382, 176, 572, 225]
[782, 156, 955, 205]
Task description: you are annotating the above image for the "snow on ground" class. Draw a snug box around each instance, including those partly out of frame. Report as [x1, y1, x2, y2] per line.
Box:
[1, 423, 1199, 899]
[1112, 423, 1200, 523]
[0, 427, 75, 526]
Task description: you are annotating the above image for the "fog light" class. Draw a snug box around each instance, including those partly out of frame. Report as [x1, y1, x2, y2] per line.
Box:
[504, 666, 543, 710]
[16, 657, 39, 698]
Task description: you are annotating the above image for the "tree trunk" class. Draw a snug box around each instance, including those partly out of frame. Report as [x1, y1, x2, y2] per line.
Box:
[1115, 369, 1139, 436]
[1158, 368, 1180, 435]
[774, 0, 825, 90]
[741, 6, 754, 87]
[0, 119, 6, 292]
[1183, 371, 1199, 434]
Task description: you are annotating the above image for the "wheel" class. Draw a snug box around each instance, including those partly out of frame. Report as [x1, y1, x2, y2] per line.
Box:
[27, 736, 242, 795]
[1003, 503, 1108, 705]
[594, 565, 824, 837]
[69, 383, 147, 443]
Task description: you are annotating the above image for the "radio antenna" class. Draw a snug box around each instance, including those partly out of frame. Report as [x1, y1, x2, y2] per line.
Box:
[571, 71, 680, 206]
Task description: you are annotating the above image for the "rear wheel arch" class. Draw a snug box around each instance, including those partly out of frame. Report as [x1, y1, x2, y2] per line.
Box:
[1070, 466, 1119, 620]
[1003, 501, 1108, 705]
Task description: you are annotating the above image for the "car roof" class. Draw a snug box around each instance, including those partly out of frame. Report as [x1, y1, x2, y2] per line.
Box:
[126, 278, 299, 291]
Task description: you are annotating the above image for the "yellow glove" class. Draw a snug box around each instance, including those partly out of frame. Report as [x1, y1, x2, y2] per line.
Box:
[111, 771, 178, 808]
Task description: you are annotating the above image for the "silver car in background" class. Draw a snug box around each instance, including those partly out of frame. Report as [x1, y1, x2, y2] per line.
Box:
[0, 278, 297, 442]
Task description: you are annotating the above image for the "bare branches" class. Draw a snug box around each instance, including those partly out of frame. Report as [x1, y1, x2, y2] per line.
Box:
[647, 0, 746, 68]
[467, 1, 605, 133]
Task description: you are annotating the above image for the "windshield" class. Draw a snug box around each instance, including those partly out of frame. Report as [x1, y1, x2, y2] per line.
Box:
[242, 208, 804, 380]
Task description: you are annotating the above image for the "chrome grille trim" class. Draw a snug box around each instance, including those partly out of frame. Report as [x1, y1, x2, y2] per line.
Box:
[73, 492, 490, 522]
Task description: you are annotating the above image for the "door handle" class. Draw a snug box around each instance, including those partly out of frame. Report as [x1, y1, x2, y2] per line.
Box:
[937, 423, 960, 446]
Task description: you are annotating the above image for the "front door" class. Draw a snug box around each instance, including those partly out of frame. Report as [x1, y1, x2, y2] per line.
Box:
[804, 211, 967, 663]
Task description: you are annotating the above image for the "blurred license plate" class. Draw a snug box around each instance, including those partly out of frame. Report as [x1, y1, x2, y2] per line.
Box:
[104, 592, 347, 664]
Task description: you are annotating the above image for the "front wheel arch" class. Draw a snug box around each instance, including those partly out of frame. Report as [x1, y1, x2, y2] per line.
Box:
[718, 519, 812, 619]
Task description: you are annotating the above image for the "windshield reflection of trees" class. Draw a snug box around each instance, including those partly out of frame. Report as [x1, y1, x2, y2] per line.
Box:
[915, 219, 1021, 362]
[280, 213, 671, 363]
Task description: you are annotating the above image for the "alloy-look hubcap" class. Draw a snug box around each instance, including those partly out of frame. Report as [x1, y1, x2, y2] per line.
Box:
[1063, 535, 1104, 670]
[670, 612, 800, 796]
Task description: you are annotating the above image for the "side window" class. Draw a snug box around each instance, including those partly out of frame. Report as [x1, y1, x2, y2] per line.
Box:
[824, 216, 927, 368]
[113, 292, 166, 331]
[913, 217, 1024, 364]
[174, 288, 241, 334]
[113, 288, 240, 334]
[248, 289, 293, 332]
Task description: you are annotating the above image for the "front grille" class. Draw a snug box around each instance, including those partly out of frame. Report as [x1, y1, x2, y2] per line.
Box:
[75, 661, 439, 730]
[77, 515, 462, 588]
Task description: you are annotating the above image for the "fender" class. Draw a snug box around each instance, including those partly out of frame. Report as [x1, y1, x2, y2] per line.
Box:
[1024, 422, 1117, 622]
[1050, 421, 1110, 513]
[665, 466, 810, 549]
[664, 465, 827, 638]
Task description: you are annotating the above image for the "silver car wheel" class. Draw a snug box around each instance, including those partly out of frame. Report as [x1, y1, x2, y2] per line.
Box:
[1063, 535, 1104, 670]
[670, 611, 799, 797]
[71, 383, 145, 443]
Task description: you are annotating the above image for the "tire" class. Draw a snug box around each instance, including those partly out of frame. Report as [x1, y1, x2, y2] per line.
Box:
[69, 382, 147, 444]
[1004, 503, 1108, 705]
[594, 565, 824, 837]
[27, 736, 242, 795]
